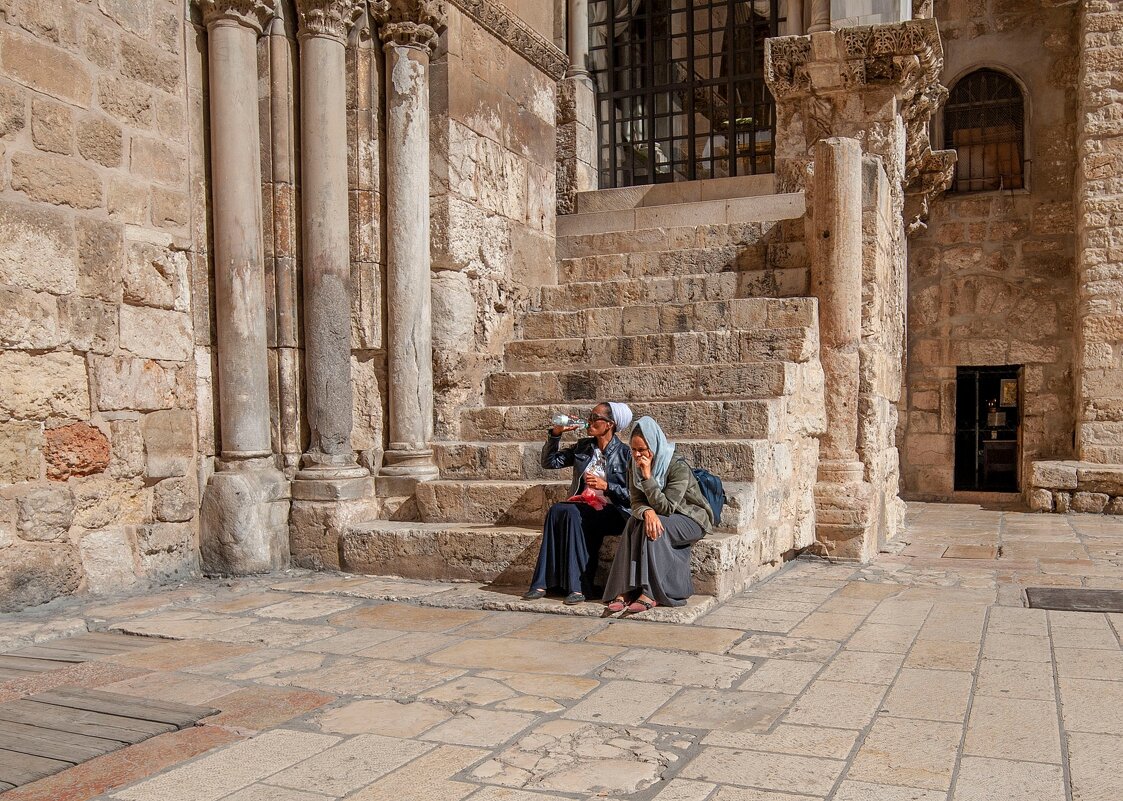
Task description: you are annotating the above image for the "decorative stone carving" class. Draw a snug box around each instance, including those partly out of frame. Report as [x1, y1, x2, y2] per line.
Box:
[294, 0, 365, 40]
[764, 18, 956, 231]
[452, 0, 569, 80]
[379, 0, 446, 51]
[912, 0, 933, 19]
[198, 0, 274, 33]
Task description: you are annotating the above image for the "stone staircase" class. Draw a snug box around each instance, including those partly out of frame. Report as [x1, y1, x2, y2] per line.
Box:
[343, 183, 826, 601]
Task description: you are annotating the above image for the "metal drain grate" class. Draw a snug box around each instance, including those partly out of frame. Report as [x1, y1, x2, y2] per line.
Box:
[1025, 587, 1123, 613]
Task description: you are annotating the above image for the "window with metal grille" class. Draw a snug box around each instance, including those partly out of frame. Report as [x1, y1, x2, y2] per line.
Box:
[944, 69, 1026, 193]
[587, 0, 781, 189]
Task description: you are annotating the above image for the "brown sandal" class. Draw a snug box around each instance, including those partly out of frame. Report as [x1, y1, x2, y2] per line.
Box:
[626, 596, 656, 613]
[606, 597, 627, 612]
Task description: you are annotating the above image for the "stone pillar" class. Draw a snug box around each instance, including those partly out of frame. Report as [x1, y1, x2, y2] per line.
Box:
[378, 0, 446, 482]
[292, 0, 369, 499]
[566, 0, 589, 78]
[558, 0, 598, 213]
[810, 137, 875, 559]
[808, 0, 830, 32]
[198, 0, 289, 575]
[784, 0, 806, 36]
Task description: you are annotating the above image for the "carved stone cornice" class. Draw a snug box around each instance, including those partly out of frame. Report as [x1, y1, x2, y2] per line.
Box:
[294, 0, 365, 41]
[379, 0, 446, 51]
[451, 0, 568, 81]
[764, 19, 953, 230]
[198, 0, 275, 33]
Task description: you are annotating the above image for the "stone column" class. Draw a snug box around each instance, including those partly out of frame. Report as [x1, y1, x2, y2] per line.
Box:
[784, 0, 806, 36]
[566, 0, 589, 78]
[378, 1, 445, 482]
[198, 0, 289, 575]
[292, 0, 369, 498]
[808, 0, 830, 33]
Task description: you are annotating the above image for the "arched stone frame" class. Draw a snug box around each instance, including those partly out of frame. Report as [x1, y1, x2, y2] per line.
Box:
[935, 64, 1031, 194]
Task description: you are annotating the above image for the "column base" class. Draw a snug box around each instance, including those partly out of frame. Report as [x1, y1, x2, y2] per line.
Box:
[200, 465, 290, 575]
[290, 493, 382, 571]
[379, 447, 439, 480]
[811, 459, 877, 563]
[292, 474, 374, 502]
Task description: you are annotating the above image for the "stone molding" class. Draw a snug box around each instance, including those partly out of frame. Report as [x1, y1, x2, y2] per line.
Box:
[451, 0, 568, 80]
[198, 0, 275, 33]
[764, 18, 955, 230]
[294, 0, 366, 40]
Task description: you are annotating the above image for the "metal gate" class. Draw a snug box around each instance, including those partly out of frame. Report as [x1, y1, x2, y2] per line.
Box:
[587, 0, 781, 188]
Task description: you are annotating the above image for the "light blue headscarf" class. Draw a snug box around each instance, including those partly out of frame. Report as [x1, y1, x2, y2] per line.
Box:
[630, 416, 676, 488]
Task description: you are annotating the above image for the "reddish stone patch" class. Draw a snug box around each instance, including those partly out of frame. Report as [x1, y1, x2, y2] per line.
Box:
[0, 661, 148, 704]
[44, 423, 110, 480]
[105, 639, 257, 671]
[206, 686, 335, 731]
[1, 725, 243, 801]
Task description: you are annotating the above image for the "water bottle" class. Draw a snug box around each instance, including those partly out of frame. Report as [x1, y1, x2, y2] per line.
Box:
[551, 414, 588, 431]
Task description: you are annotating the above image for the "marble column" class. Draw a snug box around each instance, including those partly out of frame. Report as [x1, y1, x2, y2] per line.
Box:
[566, 0, 589, 79]
[378, 1, 445, 481]
[784, 0, 806, 36]
[808, 0, 830, 33]
[198, 0, 289, 575]
[293, 0, 368, 495]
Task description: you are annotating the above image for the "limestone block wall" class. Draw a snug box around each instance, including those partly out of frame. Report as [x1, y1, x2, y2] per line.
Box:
[0, 0, 200, 610]
[430, 5, 561, 439]
[900, 0, 1079, 498]
[1074, 0, 1123, 464]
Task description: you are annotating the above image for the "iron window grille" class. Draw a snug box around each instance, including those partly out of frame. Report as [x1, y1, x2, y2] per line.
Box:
[944, 69, 1026, 193]
[587, 0, 781, 189]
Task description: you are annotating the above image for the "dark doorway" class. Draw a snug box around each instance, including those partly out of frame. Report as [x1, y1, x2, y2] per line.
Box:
[954, 366, 1022, 492]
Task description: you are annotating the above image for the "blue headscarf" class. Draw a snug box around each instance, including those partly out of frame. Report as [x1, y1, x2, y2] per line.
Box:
[630, 416, 676, 488]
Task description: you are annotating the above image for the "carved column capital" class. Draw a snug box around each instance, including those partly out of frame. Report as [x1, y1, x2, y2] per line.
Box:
[198, 0, 275, 33]
[379, 0, 446, 51]
[294, 0, 365, 41]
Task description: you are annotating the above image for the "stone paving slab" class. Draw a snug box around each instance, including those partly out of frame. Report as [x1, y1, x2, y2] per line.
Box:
[0, 504, 1119, 800]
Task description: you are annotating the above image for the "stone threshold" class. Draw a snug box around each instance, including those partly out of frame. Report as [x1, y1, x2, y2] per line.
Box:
[271, 572, 716, 624]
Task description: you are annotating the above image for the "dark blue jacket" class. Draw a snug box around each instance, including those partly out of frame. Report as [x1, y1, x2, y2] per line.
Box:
[541, 434, 632, 514]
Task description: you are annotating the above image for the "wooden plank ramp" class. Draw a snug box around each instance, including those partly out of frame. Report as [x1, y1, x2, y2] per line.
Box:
[0, 686, 217, 791]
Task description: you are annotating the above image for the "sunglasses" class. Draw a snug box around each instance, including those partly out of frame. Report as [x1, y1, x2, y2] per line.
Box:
[587, 413, 613, 424]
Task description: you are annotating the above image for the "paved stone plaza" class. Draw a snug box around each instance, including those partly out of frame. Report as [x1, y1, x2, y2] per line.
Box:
[0, 502, 1119, 801]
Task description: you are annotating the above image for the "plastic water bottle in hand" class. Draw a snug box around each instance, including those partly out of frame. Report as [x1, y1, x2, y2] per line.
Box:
[551, 414, 588, 432]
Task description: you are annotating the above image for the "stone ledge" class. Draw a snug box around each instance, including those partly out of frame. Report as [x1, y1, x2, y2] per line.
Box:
[1028, 460, 1123, 514]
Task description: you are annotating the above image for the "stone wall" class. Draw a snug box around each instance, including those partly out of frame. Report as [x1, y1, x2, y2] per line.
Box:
[430, 5, 561, 440]
[1073, 0, 1123, 464]
[0, 0, 199, 610]
[899, 0, 1079, 498]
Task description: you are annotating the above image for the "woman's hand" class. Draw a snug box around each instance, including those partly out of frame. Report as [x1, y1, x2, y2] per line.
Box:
[643, 509, 664, 540]
[550, 424, 579, 437]
[585, 473, 608, 491]
[634, 450, 653, 481]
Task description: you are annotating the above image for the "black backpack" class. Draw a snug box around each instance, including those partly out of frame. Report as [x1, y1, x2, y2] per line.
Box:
[691, 467, 725, 524]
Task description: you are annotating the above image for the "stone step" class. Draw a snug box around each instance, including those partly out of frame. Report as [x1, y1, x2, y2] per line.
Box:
[574, 172, 776, 214]
[344, 472, 763, 600]
[434, 438, 771, 482]
[414, 480, 572, 525]
[485, 361, 801, 406]
[555, 192, 805, 239]
[538, 273, 757, 312]
[557, 220, 794, 261]
[460, 399, 781, 441]
[518, 297, 816, 341]
[560, 241, 807, 283]
[503, 327, 817, 372]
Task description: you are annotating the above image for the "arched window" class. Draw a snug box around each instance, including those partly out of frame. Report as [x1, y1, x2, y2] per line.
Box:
[944, 69, 1025, 193]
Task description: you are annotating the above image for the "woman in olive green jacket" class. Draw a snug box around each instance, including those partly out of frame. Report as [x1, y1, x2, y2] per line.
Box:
[603, 416, 713, 612]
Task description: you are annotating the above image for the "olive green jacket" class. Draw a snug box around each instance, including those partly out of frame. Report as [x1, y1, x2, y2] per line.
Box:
[628, 457, 714, 534]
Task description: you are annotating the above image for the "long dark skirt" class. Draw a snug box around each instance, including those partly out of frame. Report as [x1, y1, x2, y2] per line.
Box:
[602, 513, 704, 607]
[529, 502, 627, 595]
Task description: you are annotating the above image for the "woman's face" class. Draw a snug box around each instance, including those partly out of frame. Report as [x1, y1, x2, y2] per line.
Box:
[630, 433, 651, 459]
[587, 404, 614, 437]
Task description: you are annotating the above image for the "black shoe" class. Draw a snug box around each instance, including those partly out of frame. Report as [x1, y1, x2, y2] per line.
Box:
[563, 592, 586, 605]
[522, 588, 546, 600]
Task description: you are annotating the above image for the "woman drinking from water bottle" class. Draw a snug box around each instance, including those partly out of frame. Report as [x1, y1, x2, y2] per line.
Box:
[523, 402, 633, 605]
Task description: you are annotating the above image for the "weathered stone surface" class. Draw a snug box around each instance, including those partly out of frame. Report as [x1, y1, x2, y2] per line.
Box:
[1071, 492, 1109, 513]
[0, 200, 78, 294]
[90, 356, 180, 411]
[119, 305, 193, 361]
[0, 29, 92, 106]
[0, 351, 89, 420]
[0, 542, 81, 611]
[30, 97, 73, 154]
[154, 476, 199, 522]
[0, 421, 43, 483]
[123, 242, 189, 310]
[76, 216, 123, 302]
[1031, 462, 1079, 491]
[137, 521, 198, 581]
[142, 409, 195, 478]
[44, 422, 110, 480]
[15, 484, 73, 541]
[77, 114, 124, 166]
[60, 295, 119, 355]
[78, 527, 140, 593]
[0, 286, 62, 350]
[200, 468, 290, 575]
[10, 151, 102, 208]
[70, 475, 149, 529]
